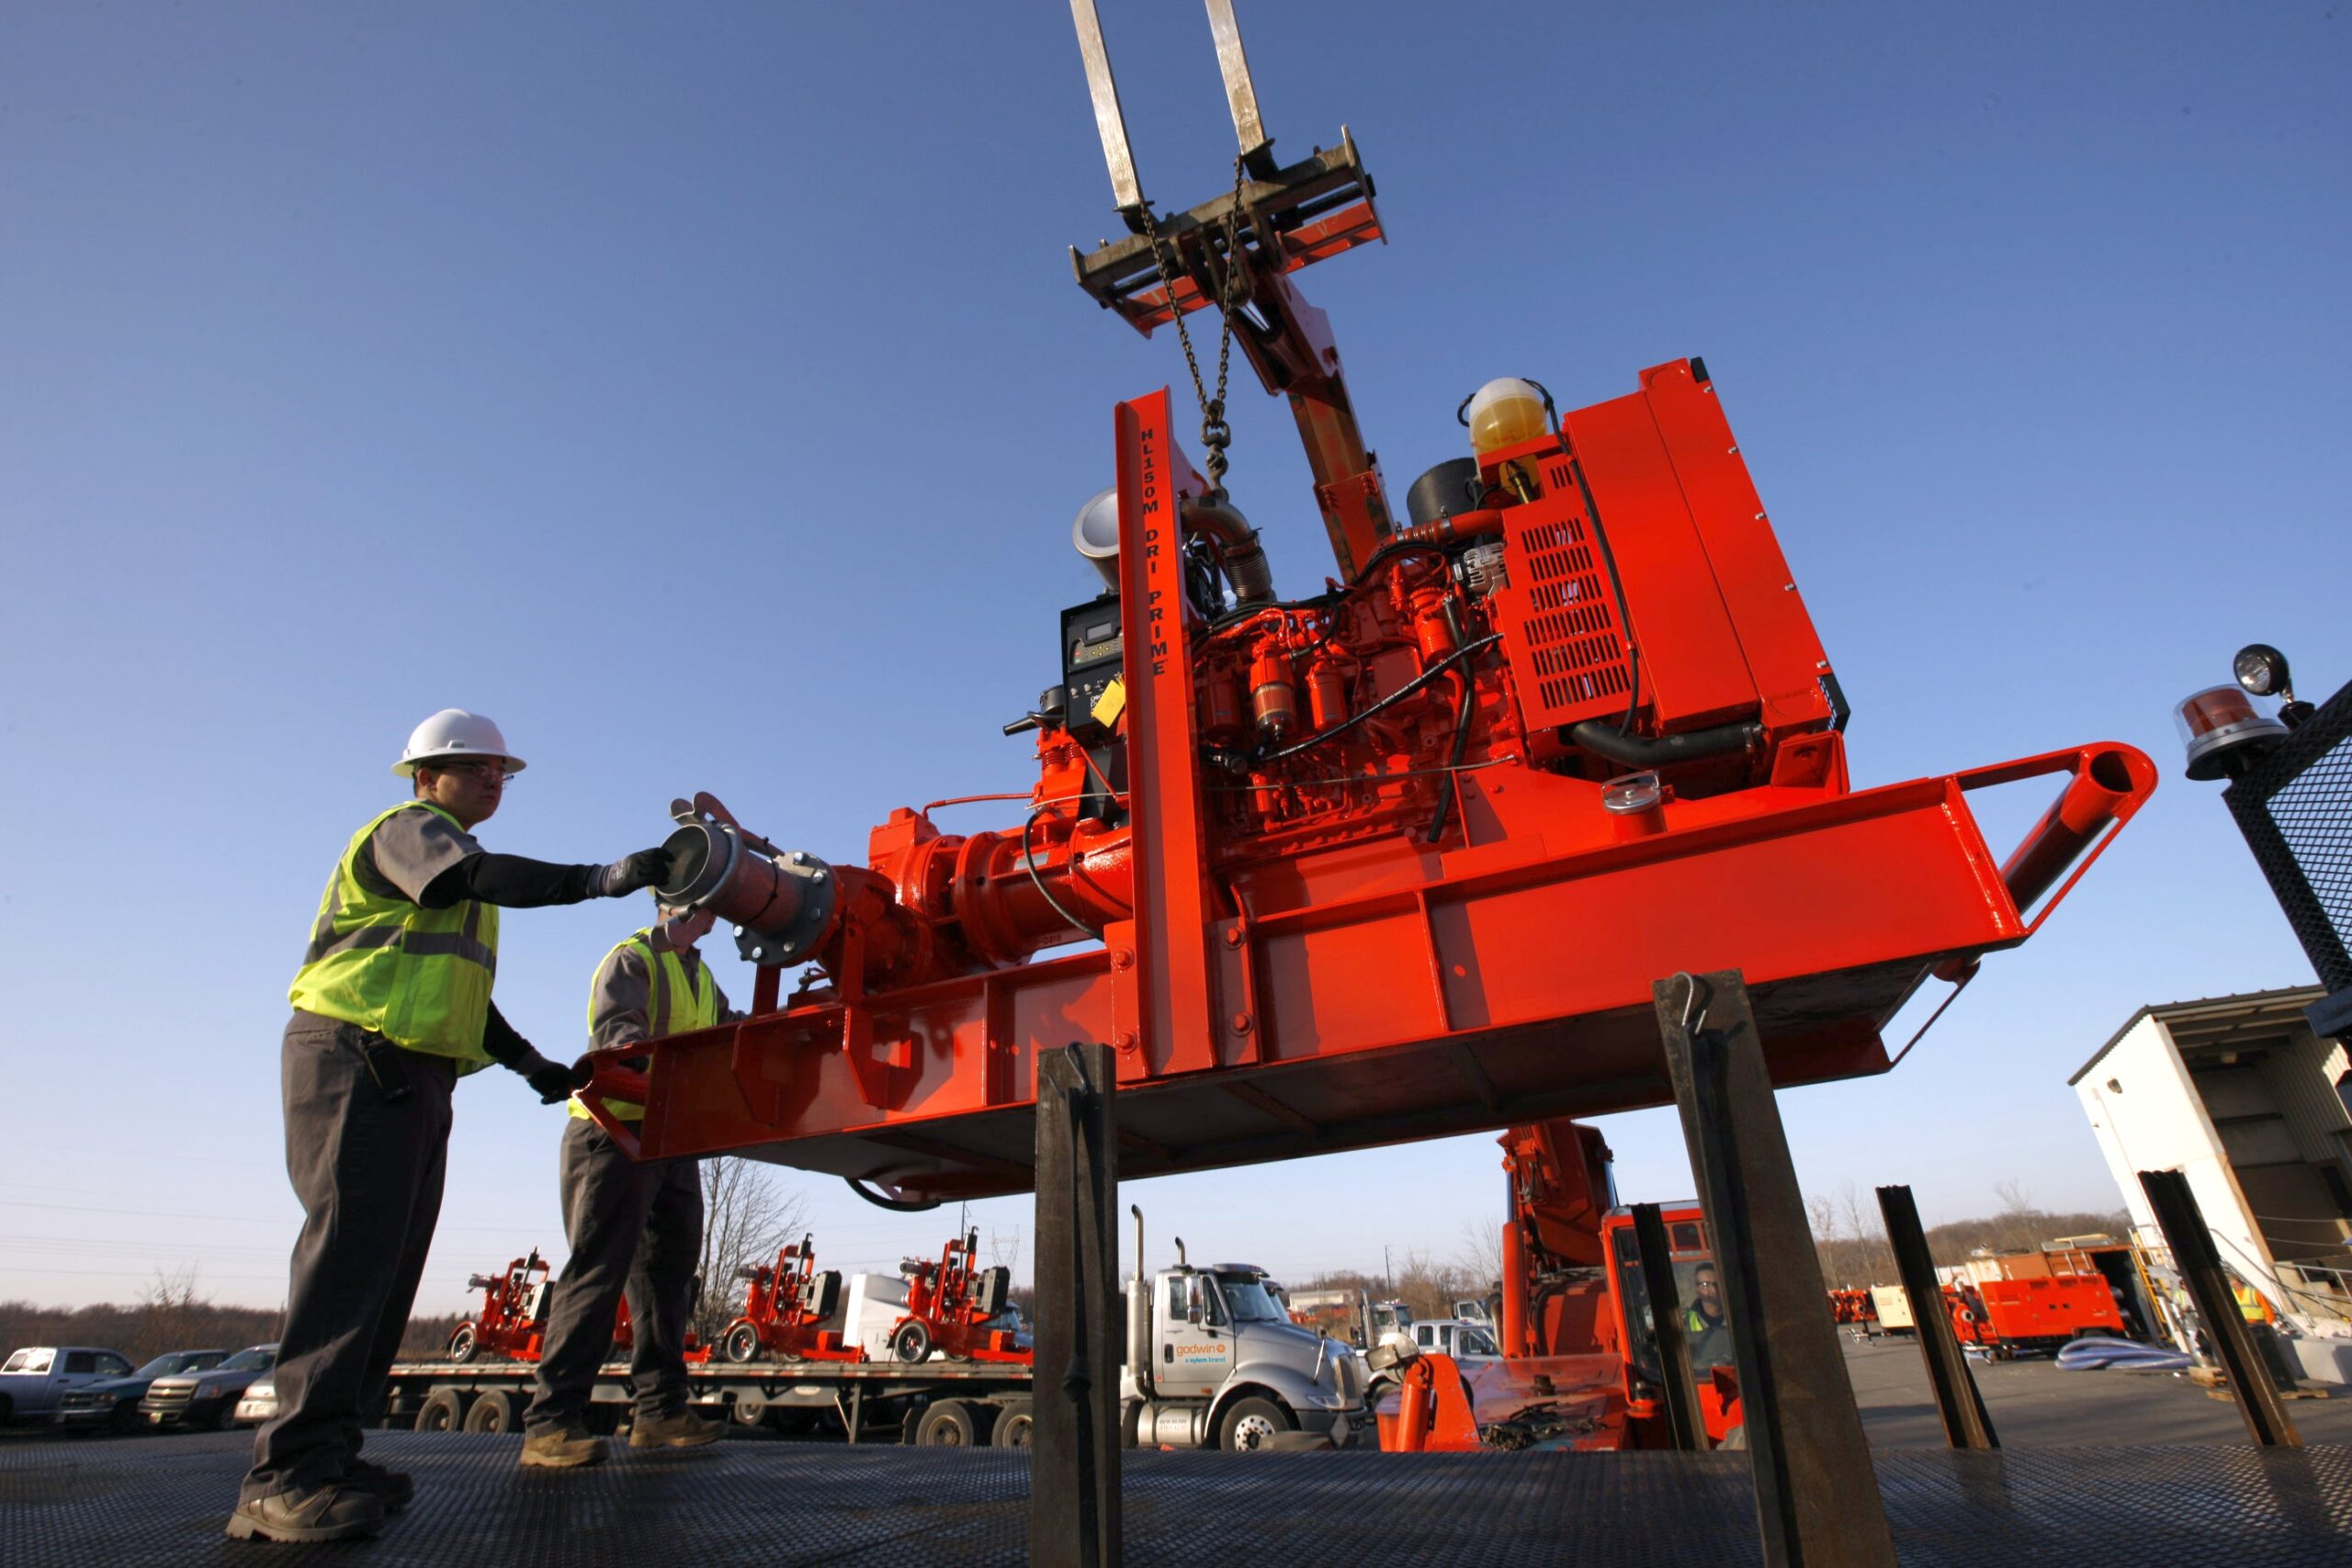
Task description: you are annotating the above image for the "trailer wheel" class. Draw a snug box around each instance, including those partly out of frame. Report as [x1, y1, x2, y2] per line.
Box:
[721, 1322, 763, 1364]
[990, 1399, 1034, 1449]
[730, 1397, 767, 1427]
[462, 1391, 521, 1433]
[1216, 1396, 1292, 1452]
[415, 1388, 468, 1433]
[914, 1399, 984, 1447]
[890, 1320, 933, 1363]
[447, 1325, 478, 1363]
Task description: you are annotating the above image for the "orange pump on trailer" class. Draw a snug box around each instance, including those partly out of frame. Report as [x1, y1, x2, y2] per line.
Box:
[719, 1235, 860, 1365]
[447, 1251, 550, 1364]
[577, 10, 2154, 1208]
[447, 1250, 710, 1366]
[885, 1231, 1028, 1366]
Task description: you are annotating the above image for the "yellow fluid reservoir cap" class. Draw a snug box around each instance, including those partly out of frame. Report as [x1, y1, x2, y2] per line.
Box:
[1466, 378, 1549, 455]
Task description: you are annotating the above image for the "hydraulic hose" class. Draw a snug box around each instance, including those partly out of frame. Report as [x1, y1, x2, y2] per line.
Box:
[1567, 718, 1761, 769]
[845, 1177, 941, 1213]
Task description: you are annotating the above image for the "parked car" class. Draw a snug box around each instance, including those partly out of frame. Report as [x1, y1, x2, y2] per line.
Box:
[233, 1376, 277, 1427]
[54, 1349, 232, 1435]
[0, 1347, 138, 1425]
[141, 1344, 277, 1431]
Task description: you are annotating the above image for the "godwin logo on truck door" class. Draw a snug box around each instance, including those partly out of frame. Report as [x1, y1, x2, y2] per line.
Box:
[1172, 1342, 1230, 1365]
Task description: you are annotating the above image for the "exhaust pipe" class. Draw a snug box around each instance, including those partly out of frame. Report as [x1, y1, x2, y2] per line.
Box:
[1128, 1204, 1154, 1401]
[1182, 494, 1275, 605]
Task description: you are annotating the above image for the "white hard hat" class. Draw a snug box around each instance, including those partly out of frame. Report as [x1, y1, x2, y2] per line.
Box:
[393, 709, 527, 777]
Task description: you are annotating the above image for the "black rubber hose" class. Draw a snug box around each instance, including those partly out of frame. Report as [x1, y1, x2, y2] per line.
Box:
[845, 1177, 941, 1213]
[1567, 718, 1761, 768]
[1424, 671, 1478, 845]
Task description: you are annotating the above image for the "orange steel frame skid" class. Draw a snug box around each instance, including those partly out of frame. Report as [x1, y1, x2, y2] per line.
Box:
[583, 388, 2154, 1202]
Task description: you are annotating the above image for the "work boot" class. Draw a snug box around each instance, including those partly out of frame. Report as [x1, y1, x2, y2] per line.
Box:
[344, 1458, 414, 1513]
[519, 1427, 609, 1469]
[224, 1483, 385, 1543]
[628, 1408, 724, 1450]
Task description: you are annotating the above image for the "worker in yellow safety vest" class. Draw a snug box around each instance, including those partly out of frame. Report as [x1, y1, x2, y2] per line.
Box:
[1683, 1261, 1734, 1371]
[521, 898, 739, 1468]
[232, 711, 676, 1546]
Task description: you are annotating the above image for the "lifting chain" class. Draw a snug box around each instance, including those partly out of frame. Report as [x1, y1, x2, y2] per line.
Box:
[1140, 154, 1249, 494]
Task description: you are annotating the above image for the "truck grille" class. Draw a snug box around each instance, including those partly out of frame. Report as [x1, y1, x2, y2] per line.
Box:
[142, 1384, 195, 1414]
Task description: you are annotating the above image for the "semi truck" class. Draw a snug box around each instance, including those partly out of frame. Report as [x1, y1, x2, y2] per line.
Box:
[1120, 1208, 1369, 1450]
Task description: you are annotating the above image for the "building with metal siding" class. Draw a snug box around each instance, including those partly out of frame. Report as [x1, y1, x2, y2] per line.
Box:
[2072, 986, 2352, 1382]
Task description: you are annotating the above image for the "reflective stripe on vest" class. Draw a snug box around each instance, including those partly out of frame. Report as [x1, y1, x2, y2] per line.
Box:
[287, 801, 499, 1067]
[570, 930, 718, 1121]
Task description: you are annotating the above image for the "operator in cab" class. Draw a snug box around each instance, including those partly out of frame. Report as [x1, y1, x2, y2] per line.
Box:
[1683, 1261, 1733, 1371]
[232, 711, 675, 1545]
[520, 894, 740, 1468]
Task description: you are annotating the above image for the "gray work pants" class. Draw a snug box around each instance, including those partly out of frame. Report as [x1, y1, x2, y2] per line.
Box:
[243, 1012, 456, 1503]
[525, 1116, 704, 1433]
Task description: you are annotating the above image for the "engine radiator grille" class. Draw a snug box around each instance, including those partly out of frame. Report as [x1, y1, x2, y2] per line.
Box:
[1492, 453, 1634, 730]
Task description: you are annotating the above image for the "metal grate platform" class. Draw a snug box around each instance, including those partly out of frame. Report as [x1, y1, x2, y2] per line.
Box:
[5, 1438, 2352, 1568]
[4, 1433, 2350, 1566]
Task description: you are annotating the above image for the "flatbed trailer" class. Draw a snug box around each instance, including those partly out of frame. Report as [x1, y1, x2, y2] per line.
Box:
[376, 1358, 1036, 1448]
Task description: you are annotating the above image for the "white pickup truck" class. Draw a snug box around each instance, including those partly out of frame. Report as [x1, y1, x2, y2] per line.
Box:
[0, 1347, 137, 1424]
[1408, 1318, 1502, 1364]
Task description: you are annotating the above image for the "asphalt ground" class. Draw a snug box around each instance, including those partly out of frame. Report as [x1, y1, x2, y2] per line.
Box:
[1840, 1334, 2352, 1448]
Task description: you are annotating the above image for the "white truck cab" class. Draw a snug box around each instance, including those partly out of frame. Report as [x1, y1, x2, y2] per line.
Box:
[1122, 1210, 1367, 1450]
[1410, 1317, 1501, 1364]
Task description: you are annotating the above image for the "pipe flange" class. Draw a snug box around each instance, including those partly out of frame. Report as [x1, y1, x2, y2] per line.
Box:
[734, 852, 838, 968]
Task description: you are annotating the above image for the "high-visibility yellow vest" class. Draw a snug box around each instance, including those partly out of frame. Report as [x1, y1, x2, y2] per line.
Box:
[570, 929, 718, 1122]
[288, 801, 499, 1069]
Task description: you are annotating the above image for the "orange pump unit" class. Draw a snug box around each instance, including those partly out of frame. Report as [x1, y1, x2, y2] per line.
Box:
[719, 1235, 858, 1365]
[447, 1251, 551, 1363]
[885, 1230, 1026, 1366]
[446, 1248, 710, 1365]
[580, 13, 2153, 1204]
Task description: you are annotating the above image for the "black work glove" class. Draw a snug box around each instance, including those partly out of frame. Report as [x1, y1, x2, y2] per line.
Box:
[597, 847, 673, 898]
[524, 1056, 593, 1105]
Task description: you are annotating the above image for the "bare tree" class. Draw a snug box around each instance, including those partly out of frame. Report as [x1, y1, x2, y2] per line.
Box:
[139, 1267, 209, 1360]
[693, 1157, 808, 1343]
[1992, 1178, 2041, 1254]
[1451, 1219, 1504, 1306]
[1836, 1181, 1893, 1284]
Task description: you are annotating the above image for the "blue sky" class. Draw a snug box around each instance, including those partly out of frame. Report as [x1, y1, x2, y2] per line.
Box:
[3, 3, 2347, 1313]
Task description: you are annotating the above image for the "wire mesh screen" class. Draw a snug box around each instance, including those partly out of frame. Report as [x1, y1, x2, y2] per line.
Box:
[2225, 680, 2352, 995]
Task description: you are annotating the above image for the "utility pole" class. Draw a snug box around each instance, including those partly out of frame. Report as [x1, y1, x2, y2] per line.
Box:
[1384, 1244, 1394, 1293]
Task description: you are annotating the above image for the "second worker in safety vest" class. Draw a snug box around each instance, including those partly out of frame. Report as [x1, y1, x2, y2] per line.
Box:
[520, 897, 738, 1466]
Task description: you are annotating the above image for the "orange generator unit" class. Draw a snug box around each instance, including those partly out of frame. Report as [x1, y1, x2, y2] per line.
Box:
[577, 18, 2153, 1209]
